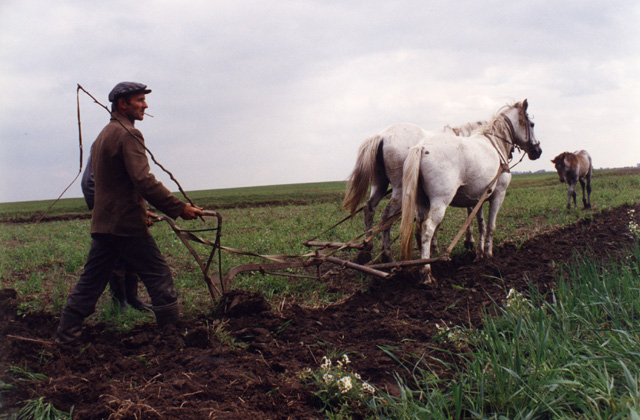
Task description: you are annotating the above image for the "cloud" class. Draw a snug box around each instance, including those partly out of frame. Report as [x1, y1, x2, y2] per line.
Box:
[1, 0, 639, 202]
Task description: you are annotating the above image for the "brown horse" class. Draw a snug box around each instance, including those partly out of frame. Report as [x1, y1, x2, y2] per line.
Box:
[551, 150, 592, 209]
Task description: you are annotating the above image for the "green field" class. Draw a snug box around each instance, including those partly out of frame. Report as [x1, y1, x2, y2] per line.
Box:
[2, 169, 640, 316]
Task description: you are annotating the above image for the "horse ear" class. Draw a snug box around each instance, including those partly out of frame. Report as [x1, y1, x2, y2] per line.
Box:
[522, 99, 528, 111]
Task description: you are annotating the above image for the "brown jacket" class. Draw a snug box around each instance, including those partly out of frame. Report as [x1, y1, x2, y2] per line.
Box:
[90, 113, 186, 237]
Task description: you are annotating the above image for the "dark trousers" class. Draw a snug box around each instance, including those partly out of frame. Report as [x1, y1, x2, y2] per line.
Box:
[61, 234, 177, 321]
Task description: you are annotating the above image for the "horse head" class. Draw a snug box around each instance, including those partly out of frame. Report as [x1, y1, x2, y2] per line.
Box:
[501, 99, 542, 160]
[551, 152, 568, 183]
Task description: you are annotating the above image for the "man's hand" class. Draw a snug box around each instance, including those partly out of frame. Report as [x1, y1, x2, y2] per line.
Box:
[180, 204, 205, 220]
[146, 210, 159, 226]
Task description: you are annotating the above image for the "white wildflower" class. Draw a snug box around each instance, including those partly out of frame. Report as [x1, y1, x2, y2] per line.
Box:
[505, 288, 524, 307]
[337, 376, 353, 394]
[337, 353, 351, 369]
[629, 209, 640, 238]
[322, 372, 334, 384]
[320, 356, 331, 370]
[362, 382, 376, 394]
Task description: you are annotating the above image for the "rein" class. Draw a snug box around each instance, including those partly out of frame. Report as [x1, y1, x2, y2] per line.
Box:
[483, 111, 531, 172]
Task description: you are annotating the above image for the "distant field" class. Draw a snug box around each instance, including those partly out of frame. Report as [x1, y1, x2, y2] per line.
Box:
[0, 181, 347, 221]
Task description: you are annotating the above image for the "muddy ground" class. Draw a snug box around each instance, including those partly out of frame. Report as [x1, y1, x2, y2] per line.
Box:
[1, 203, 638, 419]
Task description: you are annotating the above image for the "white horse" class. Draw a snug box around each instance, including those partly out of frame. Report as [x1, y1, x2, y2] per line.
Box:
[400, 99, 542, 284]
[343, 120, 489, 263]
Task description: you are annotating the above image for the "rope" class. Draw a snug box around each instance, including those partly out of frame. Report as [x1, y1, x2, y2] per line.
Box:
[34, 86, 85, 223]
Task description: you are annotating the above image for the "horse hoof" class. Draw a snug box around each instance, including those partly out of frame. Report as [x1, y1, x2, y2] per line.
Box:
[356, 251, 372, 265]
[421, 274, 438, 286]
[381, 253, 394, 264]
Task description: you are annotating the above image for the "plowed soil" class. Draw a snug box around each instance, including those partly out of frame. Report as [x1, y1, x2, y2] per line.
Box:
[1, 203, 638, 419]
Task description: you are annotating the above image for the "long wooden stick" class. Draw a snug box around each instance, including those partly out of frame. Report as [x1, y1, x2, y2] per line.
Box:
[6, 334, 54, 346]
[322, 256, 389, 278]
[368, 256, 448, 270]
[444, 166, 504, 256]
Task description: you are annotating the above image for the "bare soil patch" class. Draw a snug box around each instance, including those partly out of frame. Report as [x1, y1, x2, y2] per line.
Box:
[1, 203, 638, 419]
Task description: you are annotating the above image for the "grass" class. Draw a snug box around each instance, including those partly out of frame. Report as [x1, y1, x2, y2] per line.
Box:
[364, 243, 640, 419]
[1, 169, 639, 321]
[0, 366, 73, 420]
[10, 397, 73, 420]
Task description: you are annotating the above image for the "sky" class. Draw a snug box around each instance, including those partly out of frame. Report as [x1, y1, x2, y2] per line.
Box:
[1, 0, 639, 203]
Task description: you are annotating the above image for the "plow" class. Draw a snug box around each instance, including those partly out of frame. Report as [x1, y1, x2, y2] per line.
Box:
[156, 148, 516, 303]
[157, 202, 480, 303]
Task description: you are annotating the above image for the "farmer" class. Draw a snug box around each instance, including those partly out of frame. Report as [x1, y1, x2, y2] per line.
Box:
[56, 81, 204, 344]
[81, 153, 151, 312]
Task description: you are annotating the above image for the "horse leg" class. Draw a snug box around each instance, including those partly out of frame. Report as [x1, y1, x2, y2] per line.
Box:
[484, 188, 509, 259]
[359, 182, 388, 263]
[579, 179, 589, 209]
[419, 205, 447, 285]
[464, 207, 475, 250]
[415, 193, 436, 254]
[474, 205, 486, 262]
[430, 223, 440, 254]
[379, 190, 402, 263]
[567, 182, 577, 209]
[585, 175, 592, 209]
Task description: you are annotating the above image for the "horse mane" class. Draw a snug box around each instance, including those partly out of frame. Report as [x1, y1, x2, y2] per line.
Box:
[551, 152, 569, 165]
[478, 101, 522, 161]
[479, 102, 520, 135]
[449, 120, 488, 136]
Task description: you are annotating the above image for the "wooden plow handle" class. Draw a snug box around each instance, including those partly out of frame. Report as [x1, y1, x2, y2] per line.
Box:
[158, 210, 223, 301]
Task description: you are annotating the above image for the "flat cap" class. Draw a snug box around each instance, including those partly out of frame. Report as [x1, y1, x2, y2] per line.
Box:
[108, 81, 152, 102]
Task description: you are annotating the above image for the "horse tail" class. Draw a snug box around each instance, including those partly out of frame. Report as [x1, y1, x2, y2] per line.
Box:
[400, 145, 423, 260]
[343, 135, 384, 215]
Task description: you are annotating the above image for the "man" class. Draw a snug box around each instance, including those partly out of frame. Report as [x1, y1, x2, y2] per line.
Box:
[56, 82, 204, 344]
[81, 153, 151, 312]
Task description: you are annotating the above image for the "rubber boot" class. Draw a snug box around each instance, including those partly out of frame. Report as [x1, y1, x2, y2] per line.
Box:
[152, 301, 179, 328]
[125, 274, 152, 311]
[55, 309, 84, 345]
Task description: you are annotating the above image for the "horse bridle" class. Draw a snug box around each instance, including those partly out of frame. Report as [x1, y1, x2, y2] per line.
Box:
[483, 109, 533, 173]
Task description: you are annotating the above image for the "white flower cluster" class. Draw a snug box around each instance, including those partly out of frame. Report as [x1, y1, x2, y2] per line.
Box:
[361, 381, 376, 394]
[337, 376, 352, 394]
[629, 209, 640, 239]
[320, 356, 332, 370]
[336, 354, 350, 368]
[505, 288, 523, 306]
[317, 354, 376, 396]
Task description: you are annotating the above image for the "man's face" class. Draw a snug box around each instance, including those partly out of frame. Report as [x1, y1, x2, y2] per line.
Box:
[119, 93, 148, 122]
